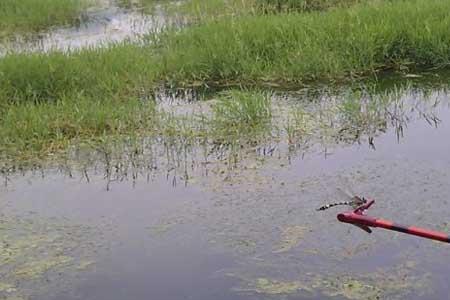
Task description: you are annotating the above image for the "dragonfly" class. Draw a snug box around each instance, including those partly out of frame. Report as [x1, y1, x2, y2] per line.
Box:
[316, 186, 367, 211]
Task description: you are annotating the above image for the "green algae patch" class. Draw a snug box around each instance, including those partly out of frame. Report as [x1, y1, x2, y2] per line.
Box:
[233, 260, 432, 299]
[273, 225, 307, 253]
[148, 222, 177, 236]
[14, 256, 74, 279]
[0, 214, 101, 300]
[320, 277, 381, 299]
[245, 278, 311, 295]
[76, 260, 95, 271]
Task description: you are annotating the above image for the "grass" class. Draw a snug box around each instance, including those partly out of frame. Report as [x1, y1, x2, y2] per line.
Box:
[0, 96, 156, 159]
[130, 0, 365, 21]
[2, 0, 450, 162]
[0, 44, 159, 104]
[212, 90, 272, 133]
[0, 88, 273, 160]
[4, 0, 450, 103]
[156, 0, 450, 84]
[256, 0, 367, 12]
[0, 0, 90, 37]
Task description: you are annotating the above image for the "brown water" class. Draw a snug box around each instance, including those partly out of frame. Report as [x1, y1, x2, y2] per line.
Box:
[1, 82, 450, 300]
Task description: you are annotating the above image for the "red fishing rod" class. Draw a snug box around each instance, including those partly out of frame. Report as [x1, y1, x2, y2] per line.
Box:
[336, 198, 450, 243]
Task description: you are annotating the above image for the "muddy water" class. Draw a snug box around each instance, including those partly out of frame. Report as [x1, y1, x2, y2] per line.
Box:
[2, 83, 450, 300]
[0, 2, 177, 56]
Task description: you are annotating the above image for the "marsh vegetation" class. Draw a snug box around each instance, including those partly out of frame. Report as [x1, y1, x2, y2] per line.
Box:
[2, 1, 450, 299]
[2, 0, 450, 163]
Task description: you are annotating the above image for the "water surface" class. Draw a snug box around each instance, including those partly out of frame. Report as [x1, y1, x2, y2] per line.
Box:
[2, 81, 450, 300]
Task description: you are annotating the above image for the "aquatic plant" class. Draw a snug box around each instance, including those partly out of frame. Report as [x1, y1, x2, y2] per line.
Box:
[0, 95, 156, 157]
[212, 90, 272, 131]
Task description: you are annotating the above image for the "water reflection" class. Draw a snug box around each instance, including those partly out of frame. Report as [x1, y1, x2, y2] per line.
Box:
[0, 3, 182, 56]
[2, 83, 450, 300]
[1, 83, 448, 189]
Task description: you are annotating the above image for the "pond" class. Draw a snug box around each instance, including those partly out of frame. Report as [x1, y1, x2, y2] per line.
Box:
[2, 78, 450, 300]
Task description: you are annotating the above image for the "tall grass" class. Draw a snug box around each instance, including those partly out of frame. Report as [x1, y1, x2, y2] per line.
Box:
[0, 44, 158, 104]
[256, 0, 366, 12]
[3, 0, 450, 104]
[0, 0, 89, 37]
[156, 0, 450, 84]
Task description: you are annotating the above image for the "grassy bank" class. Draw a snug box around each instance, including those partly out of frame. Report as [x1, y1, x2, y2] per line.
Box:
[0, 0, 89, 37]
[156, 0, 450, 84]
[3, 0, 450, 103]
[0, 96, 156, 159]
[2, 0, 450, 161]
[0, 44, 160, 104]
[0, 89, 273, 161]
[131, 0, 365, 20]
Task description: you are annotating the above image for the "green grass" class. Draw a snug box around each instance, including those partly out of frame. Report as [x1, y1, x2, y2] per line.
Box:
[0, 44, 159, 104]
[256, 0, 366, 12]
[156, 0, 450, 84]
[130, 0, 364, 20]
[0, 0, 90, 37]
[0, 96, 156, 159]
[212, 90, 272, 134]
[5, 0, 450, 104]
[2, 0, 450, 162]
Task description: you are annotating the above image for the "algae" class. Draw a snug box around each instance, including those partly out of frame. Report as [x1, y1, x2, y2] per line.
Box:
[273, 225, 307, 253]
[14, 256, 74, 279]
[245, 277, 311, 295]
[234, 261, 432, 299]
[0, 214, 100, 300]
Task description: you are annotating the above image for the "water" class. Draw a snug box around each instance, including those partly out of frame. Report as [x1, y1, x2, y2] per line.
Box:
[0, 2, 178, 56]
[2, 81, 450, 300]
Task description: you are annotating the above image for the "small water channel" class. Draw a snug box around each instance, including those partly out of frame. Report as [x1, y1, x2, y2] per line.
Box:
[1, 78, 450, 300]
[0, 1, 180, 56]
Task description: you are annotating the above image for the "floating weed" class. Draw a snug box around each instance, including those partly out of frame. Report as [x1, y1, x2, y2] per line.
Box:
[148, 222, 178, 236]
[249, 278, 307, 295]
[319, 277, 381, 299]
[234, 261, 433, 299]
[14, 256, 74, 279]
[273, 225, 308, 253]
[76, 260, 95, 271]
[0, 215, 102, 299]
